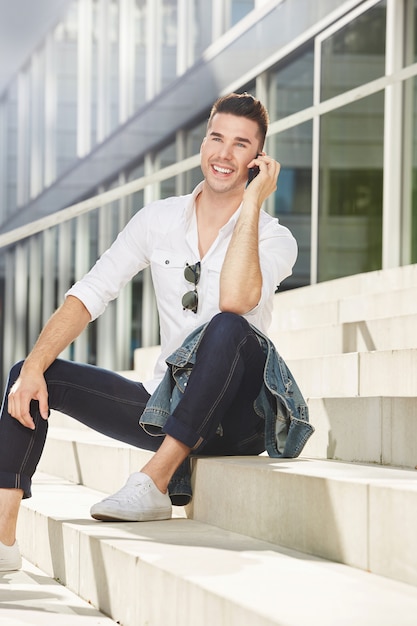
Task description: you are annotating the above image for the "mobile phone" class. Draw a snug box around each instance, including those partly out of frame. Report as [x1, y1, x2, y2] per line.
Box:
[246, 155, 261, 187]
[247, 165, 260, 185]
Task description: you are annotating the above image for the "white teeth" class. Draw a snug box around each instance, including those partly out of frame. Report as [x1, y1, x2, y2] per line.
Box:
[213, 165, 233, 174]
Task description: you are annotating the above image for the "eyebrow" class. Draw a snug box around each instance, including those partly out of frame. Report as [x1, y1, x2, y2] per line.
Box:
[209, 131, 252, 145]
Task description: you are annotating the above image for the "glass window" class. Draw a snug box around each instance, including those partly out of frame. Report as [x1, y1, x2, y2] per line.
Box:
[162, 0, 178, 90]
[404, 0, 417, 65]
[91, 0, 121, 142]
[269, 45, 314, 121]
[318, 92, 384, 282]
[109, 0, 120, 131]
[321, 1, 386, 101]
[128, 162, 145, 220]
[91, 0, 99, 147]
[134, 0, 147, 109]
[231, 0, 255, 26]
[54, 6, 78, 178]
[127, 162, 145, 355]
[194, 0, 212, 58]
[185, 119, 206, 190]
[403, 76, 417, 263]
[5, 83, 17, 218]
[272, 121, 313, 288]
[159, 143, 177, 198]
[240, 80, 256, 97]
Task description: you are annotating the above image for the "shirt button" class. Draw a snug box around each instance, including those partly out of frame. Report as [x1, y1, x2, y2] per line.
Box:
[165, 260, 169, 264]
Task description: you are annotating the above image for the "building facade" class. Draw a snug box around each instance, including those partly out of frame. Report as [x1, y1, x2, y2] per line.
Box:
[0, 0, 415, 384]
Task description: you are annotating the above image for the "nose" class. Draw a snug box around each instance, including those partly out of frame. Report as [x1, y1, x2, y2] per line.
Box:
[217, 142, 233, 160]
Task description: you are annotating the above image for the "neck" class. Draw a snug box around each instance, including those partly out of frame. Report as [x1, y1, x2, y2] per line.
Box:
[195, 186, 242, 258]
[197, 181, 243, 221]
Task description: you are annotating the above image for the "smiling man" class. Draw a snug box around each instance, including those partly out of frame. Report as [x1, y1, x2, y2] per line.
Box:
[0, 93, 310, 572]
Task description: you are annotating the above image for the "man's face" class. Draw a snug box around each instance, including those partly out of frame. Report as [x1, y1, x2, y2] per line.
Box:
[200, 112, 261, 194]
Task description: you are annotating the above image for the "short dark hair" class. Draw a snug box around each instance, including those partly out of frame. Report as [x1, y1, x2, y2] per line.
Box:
[207, 92, 269, 149]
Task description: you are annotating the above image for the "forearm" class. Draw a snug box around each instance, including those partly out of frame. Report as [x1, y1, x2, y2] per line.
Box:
[219, 201, 262, 313]
[22, 296, 91, 374]
[220, 155, 280, 313]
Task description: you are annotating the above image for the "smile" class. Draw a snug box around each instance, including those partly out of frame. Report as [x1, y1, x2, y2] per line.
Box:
[213, 165, 233, 174]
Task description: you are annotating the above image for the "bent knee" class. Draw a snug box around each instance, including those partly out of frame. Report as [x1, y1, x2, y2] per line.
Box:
[208, 312, 251, 337]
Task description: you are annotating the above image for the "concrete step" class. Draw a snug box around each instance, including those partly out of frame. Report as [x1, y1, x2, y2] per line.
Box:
[275, 263, 417, 309]
[271, 286, 417, 333]
[339, 287, 417, 324]
[288, 348, 417, 398]
[132, 345, 417, 399]
[38, 427, 417, 587]
[39, 425, 162, 497]
[303, 396, 417, 470]
[0, 558, 118, 625]
[47, 393, 417, 474]
[270, 313, 417, 360]
[16, 472, 417, 626]
[188, 456, 417, 587]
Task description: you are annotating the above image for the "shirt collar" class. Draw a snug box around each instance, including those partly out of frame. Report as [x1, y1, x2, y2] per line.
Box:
[185, 181, 243, 236]
[184, 182, 204, 222]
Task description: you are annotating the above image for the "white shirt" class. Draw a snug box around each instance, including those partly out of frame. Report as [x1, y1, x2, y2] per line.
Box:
[67, 182, 297, 393]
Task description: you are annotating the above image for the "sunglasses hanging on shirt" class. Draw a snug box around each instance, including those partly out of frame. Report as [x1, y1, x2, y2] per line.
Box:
[182, 261, 201, 313]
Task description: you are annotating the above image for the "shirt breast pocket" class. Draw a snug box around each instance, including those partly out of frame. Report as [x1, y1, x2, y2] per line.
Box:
[150, 249, 188, 299]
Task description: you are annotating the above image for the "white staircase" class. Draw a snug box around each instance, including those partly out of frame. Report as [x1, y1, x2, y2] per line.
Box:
[10, 264, 417, 625]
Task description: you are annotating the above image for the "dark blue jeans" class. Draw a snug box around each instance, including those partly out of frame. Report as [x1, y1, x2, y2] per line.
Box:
[0, 313, 266, 502]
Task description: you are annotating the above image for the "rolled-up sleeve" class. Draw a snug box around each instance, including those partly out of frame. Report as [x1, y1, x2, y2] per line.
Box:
[244, 215, 297, 323]
[66, 207, 151, 320]
[259, 218, 298, 296]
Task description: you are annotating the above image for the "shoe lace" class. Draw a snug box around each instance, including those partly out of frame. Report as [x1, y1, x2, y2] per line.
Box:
[105, 480, 152, 504]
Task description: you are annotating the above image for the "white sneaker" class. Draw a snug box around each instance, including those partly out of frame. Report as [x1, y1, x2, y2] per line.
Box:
[90, 472, 172, 522]
[0, 540, 22, 572]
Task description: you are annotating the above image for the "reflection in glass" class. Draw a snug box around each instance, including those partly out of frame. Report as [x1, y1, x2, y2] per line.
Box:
[272, 122, 313, 288]
[318, 92, 384, 281]
[269, 45, 314, 121]
[321, 1, 386, 101]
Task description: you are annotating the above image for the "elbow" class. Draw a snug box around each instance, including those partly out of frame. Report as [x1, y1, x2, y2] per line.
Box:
[219, 291, 261, 315]
[219, 301, 246, 315]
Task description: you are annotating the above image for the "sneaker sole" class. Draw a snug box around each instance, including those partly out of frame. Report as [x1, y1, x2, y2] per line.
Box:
[0, 564, 22, 572]
[90, 508, 172, 522]
[0, 558, 22, 572]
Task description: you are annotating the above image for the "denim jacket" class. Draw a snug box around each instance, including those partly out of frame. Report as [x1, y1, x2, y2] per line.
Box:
[139, 322, 314, 505]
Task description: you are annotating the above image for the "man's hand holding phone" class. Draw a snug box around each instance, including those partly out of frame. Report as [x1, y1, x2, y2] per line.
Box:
[244, 153, 280, 207]
[247, 164, 260, 187]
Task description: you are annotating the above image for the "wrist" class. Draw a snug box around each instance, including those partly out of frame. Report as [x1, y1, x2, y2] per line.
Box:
[21, 356, 47, 377]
